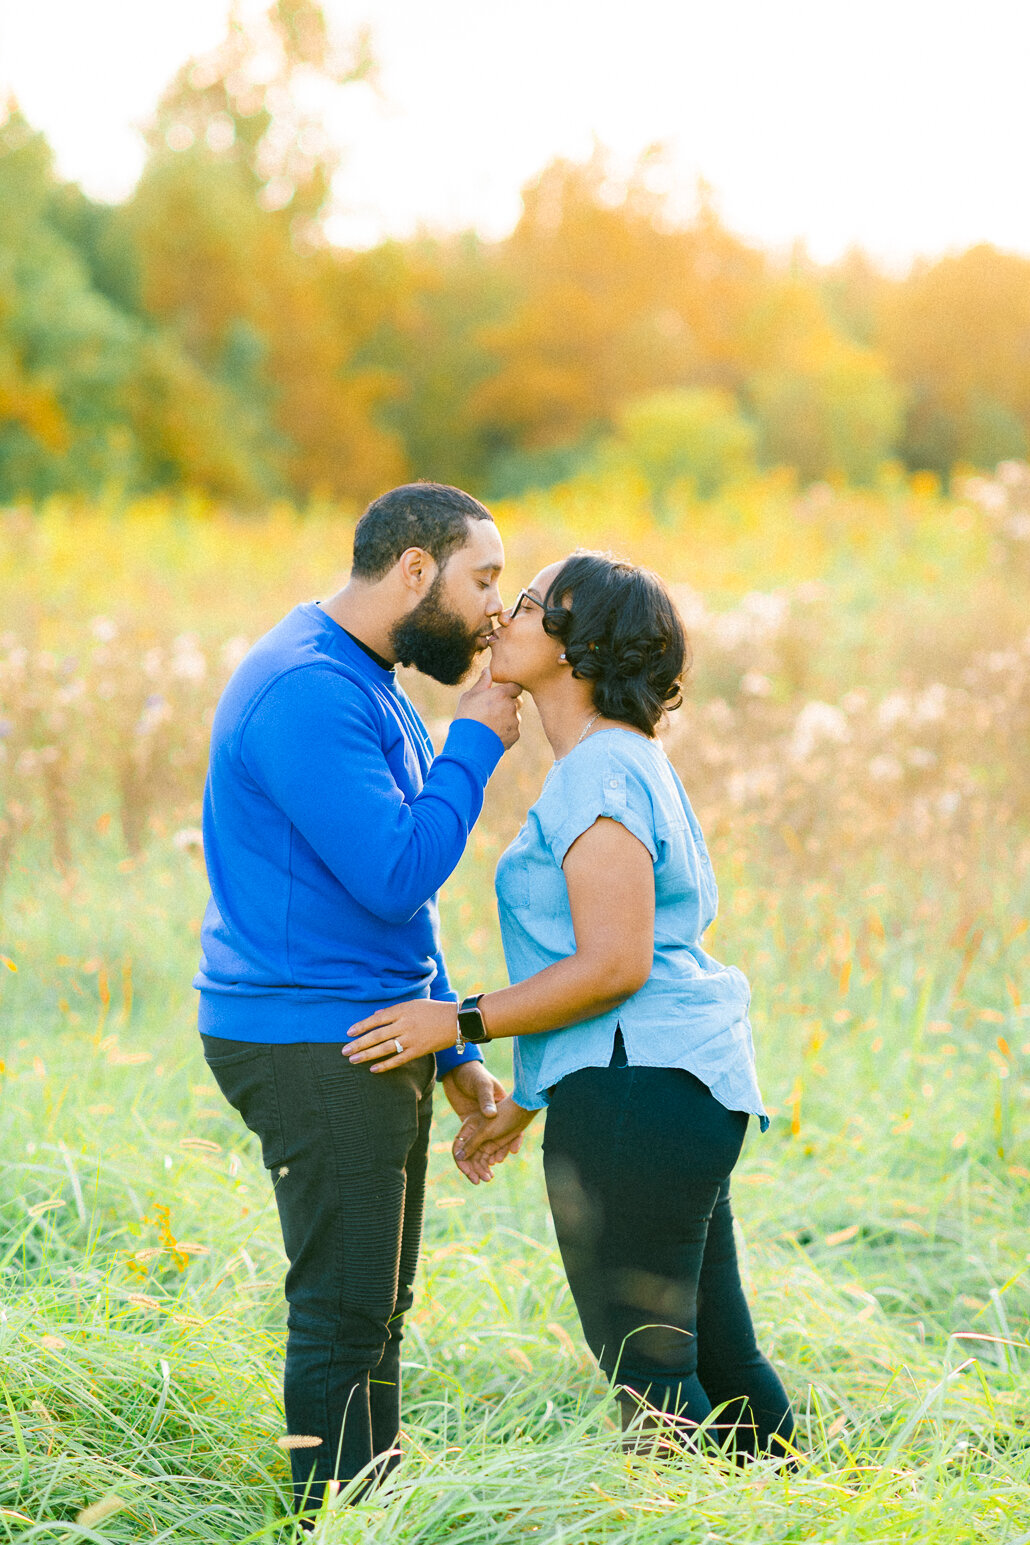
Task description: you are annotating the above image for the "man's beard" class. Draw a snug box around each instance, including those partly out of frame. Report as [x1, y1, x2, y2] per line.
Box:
[389, 575, 484, 685]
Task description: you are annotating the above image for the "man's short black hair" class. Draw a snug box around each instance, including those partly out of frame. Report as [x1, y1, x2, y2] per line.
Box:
[351, 482, 494, 581]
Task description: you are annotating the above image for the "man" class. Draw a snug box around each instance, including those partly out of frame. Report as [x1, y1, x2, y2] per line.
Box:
[194, 482, 521, 1516]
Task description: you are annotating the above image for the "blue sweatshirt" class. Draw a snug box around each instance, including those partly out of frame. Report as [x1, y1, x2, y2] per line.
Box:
[194, 602, 503, 1076]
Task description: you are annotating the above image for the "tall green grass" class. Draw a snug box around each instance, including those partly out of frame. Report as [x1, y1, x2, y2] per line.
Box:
[2, 828, 1027, 1542]
[2, 480, 1029, 1541]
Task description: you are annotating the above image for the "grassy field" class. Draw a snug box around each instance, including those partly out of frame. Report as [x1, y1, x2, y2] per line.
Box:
[2, 472, 1029, 1542]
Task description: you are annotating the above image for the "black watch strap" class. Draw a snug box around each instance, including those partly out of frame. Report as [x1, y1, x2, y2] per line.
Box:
[457, 992, 491, 1044]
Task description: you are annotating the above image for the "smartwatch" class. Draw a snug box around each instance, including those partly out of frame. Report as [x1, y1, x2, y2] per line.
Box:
[456, 992, 491, 1048]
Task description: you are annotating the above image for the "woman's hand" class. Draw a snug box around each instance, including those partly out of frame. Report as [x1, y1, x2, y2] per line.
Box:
[346, 999, 458, 1070]
[442, 1064, 523, 1185]
[453, 1096, 538, 1173]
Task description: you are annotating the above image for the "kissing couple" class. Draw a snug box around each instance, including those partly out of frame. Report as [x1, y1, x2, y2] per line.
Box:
[196, 482, 794, 1522]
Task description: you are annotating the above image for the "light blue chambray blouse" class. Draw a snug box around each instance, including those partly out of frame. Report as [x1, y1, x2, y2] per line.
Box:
[495, 728, 769, 1126]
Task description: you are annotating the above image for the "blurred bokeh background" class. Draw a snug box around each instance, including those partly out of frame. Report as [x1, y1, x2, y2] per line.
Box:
[3, 0, 1030, 509]
[3, 7, 1030, 1539]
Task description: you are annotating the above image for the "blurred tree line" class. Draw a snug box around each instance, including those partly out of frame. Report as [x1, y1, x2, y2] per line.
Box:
[2, 0, 1029, 508]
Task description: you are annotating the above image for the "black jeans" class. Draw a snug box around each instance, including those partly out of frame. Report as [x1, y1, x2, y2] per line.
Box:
[202, 1036, 435, 1511]
[542, 1036, 794, 1457]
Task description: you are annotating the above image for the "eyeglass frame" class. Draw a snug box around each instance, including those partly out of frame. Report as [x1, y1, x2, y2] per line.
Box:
[508, 588, 546, 619]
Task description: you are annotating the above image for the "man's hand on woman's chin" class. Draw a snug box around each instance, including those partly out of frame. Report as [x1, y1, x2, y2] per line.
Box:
[442, 1062, 524, 1185]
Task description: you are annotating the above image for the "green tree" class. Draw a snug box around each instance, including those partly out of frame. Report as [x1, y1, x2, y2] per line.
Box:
[0, 103, 300, 502]
[0, 109, 142, 499]
[151, 0, 373, 231]
[469, 151, 766, 465]
[609, 388, 757, 517]
[878, 244, 1030, 474]
[125, 1, 405, 499]
[748, 335, 903, 485]
[338, 234, 513, 489]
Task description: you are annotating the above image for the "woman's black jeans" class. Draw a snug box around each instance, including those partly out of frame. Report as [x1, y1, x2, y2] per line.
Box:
[201, 1036, 435, 1513]
[542, 1036, 794, 1458]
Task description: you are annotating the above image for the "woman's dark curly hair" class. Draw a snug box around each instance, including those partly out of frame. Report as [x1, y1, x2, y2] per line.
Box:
[541, 553, 689, 735]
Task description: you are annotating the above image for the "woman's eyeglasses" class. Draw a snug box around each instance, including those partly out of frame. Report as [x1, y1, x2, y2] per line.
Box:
[509, 589, 545, 619]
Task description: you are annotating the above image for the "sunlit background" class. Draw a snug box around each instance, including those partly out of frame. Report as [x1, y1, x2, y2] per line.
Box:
[2, 6, 1030, 1541]
[6, 0, 1030, 261]
[3, 0, 1030, 504]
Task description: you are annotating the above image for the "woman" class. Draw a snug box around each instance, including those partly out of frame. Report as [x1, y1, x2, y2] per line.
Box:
[346, 553, 794, 1458]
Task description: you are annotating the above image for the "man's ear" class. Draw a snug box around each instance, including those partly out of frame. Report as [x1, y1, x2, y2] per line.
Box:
[396, 547, 437, 596]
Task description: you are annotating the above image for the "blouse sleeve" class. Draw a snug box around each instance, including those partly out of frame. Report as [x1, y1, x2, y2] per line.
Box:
[539, 740, 659, 869]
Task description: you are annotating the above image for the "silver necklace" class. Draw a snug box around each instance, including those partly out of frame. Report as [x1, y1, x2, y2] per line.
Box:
[574, 712, 600, 747]
[553, 712, 601, 764]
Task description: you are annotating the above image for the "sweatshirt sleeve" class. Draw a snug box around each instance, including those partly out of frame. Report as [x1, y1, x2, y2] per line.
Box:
[241, 665, 504, 926]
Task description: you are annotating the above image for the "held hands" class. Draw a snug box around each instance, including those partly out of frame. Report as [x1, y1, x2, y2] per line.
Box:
[457, 668, 521, 750]
[441, 1062, 524, 1185]
[452, 1095, 537, 1181]
[345, 1004, 528, 1185]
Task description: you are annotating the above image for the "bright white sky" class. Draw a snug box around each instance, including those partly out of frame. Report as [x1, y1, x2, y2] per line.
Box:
[2, 0, 1030, 267]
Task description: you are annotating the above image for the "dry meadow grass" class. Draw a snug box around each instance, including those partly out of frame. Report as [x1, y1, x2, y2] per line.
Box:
[1, 470, 1029, 1541]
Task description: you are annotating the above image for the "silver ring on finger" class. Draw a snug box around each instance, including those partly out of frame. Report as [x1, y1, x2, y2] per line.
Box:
[394, 1038, 404, 1056]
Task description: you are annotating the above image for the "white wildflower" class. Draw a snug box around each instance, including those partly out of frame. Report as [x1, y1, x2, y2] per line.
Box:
[789, 701, 850, 761]
[877, 692, 910, 729]
[173, 827, 204, 854]
[727, 767, 779, 805]
[962, 476, 1007, 514]
[712, 590, 789, 650]
[913, 683, 947, 723]
[868, 754, 904, 782]
[90, 616, 118, 642]
[739, 671, 773, 698]
[705, 698, 735, 731]
[907, 747, 937, 769]
[136, 695, 171, 737]
[667, 586, 708, 630]
[220, 635, 250, 672]
[726, 772, 748, 806]
[996, 459, 1030, 491]
[171, 634, 207, 683]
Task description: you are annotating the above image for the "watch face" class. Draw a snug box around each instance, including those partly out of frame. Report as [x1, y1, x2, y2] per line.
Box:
[458, 1001, 488, 1042]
